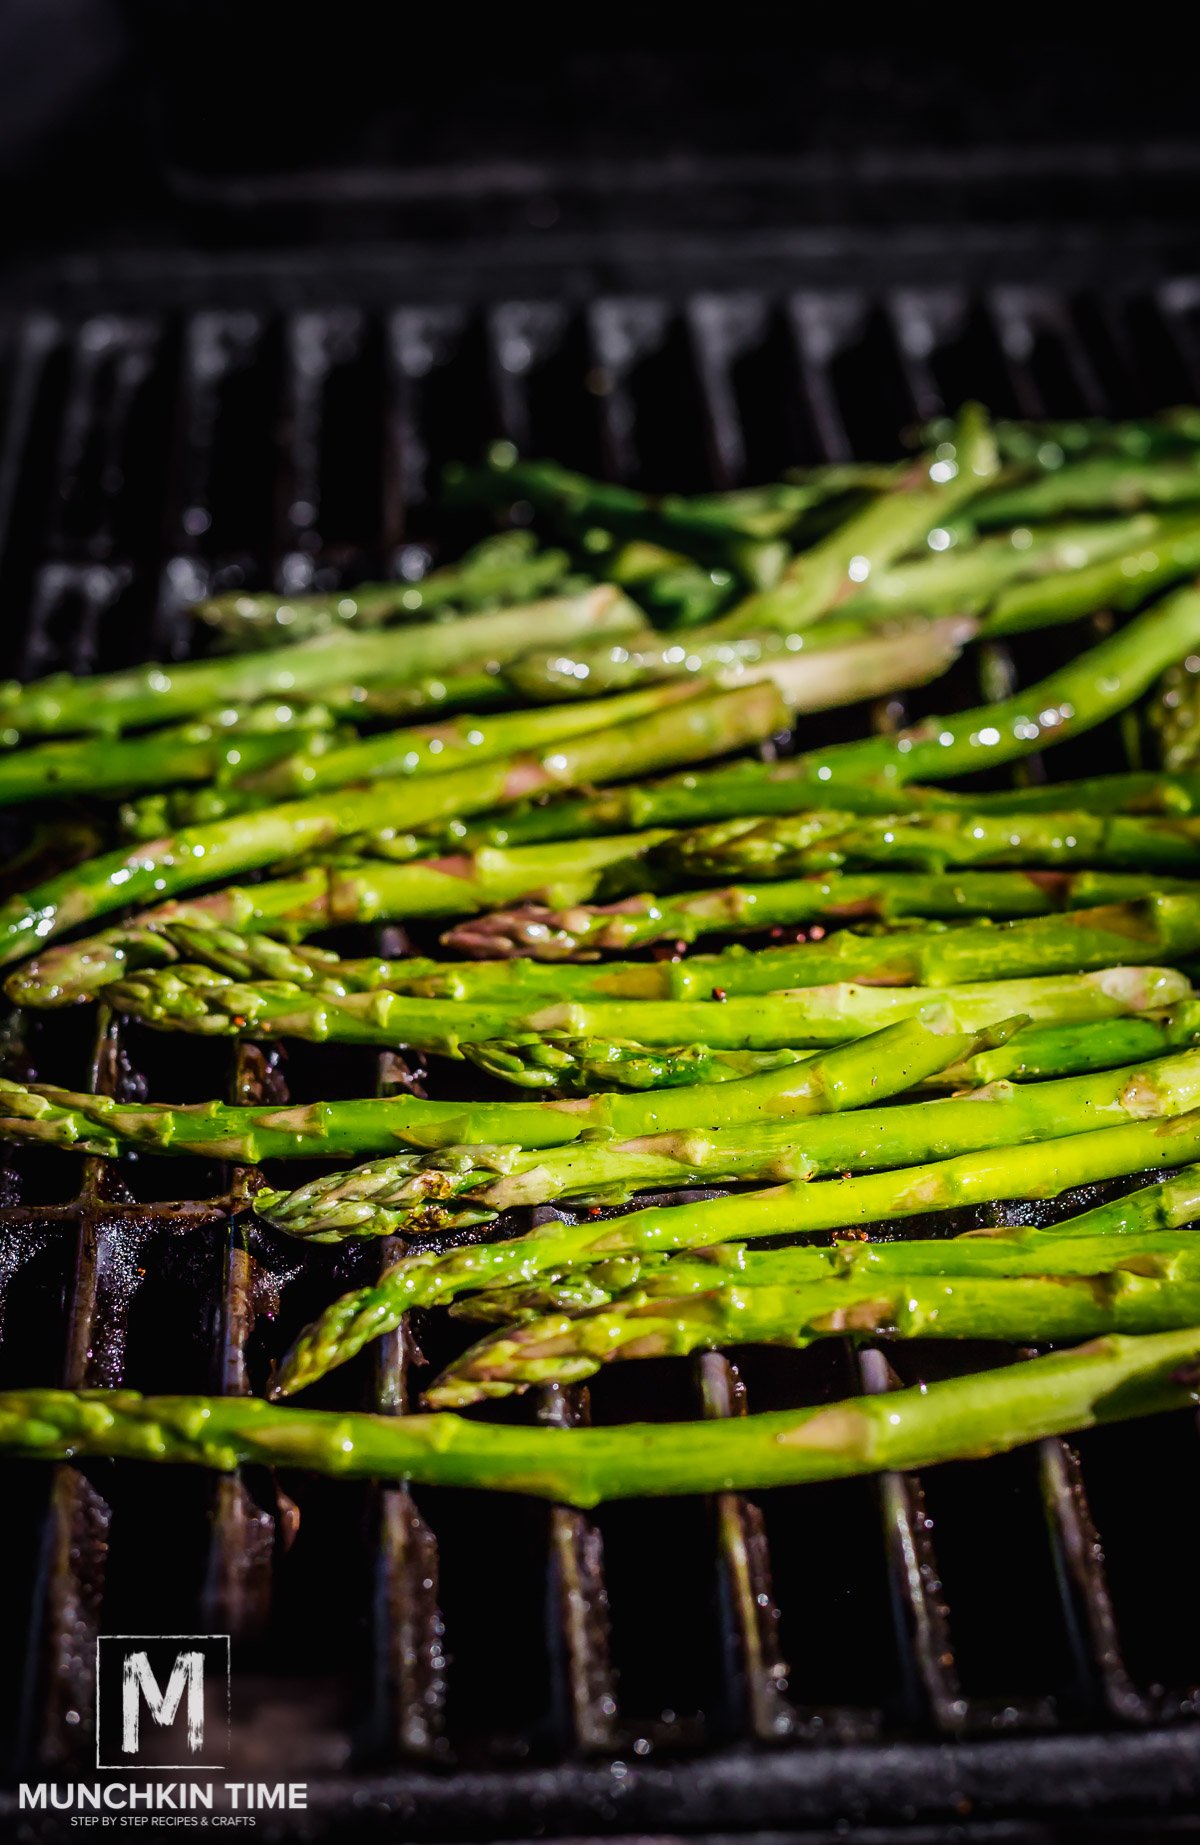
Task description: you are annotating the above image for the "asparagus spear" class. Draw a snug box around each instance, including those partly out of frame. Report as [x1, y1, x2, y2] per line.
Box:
[253, 1042, 1200, 1239]
[151, 680, 718, 818]
[981, 513, 1200, 639]
[457, 999, 1200, 1095]
[445, 870, 1196, 962]
[919, 411, 1200, 466]
[462, 1002, 1200, 1097]
[139, 894, 1200, 1004]
[451, 1163, 1200, 1324]
[460, 1036, 807, 1093]
[655, 809, 1200, 879]
[945, 773, 1200, 816]
[272, 1110, 1200, 1394]
[831, 515, 1163, 620]
[974, 453, 1200, 526]
[194, 532, 573, 648]
[599, 536, 737, 629]
[507, 609, 975, 705]
[428, 1268, 1200, 1406]
[0, 1013, 995, 1161]
[927, 1001, 1200, 1086]
[0, 585, 639, 741]
[321, 666, 509, 720]
[714, 403, 999, 635]
[8, 1329, 1200, 1503]
[0, 680, 787, 967]
[3, 831, 673, 1009]
[1152, 658, 1200, 771]
[794, 581, 1200, 788]
[106, 965, 1188, 1055]
[443, 448, 901, 543]
[481, 411, 996, 677]
[0, 701, 346, 807]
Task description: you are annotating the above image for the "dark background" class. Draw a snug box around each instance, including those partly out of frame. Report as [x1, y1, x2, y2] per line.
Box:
[3, 8, 1200, 291]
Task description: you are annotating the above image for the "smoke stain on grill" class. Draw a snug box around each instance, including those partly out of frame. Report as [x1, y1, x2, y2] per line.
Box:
[1, 280, 1200, 1828]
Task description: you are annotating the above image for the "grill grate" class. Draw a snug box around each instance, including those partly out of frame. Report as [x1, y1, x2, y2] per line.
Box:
[2, 283, 1200, 1835]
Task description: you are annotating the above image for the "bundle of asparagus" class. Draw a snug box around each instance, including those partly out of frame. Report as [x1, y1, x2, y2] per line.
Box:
[5, 408, 1200, 1499]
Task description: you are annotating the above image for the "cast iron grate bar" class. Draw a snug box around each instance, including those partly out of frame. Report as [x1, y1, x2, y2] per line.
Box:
[24, 1012, 123, 1768]
[201, 1042, 279, 1642]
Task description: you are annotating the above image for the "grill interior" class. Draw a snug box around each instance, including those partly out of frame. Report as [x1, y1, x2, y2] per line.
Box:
[3, 282, 1200, 1837]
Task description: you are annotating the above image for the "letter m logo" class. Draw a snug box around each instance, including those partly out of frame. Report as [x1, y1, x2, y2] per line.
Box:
[96, 1635, 230, 1768]
[121, 1650, 204, 1755]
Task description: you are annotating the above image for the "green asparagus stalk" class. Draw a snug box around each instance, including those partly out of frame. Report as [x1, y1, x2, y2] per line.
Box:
[456, 998, 1200, 1095]
[253, 1042, 1200, 1240]
[9, 1328, 1200, 1502]
[254, 683, 711, 797]
[981, 513, 1200, 639]
[0, 679, 787, 967]
[973, 453, 1200, 526]
[106, 964, 1188, 1056]
[4, 832, 673, 1008]
[193, 532, 574, 648]
[598, 536, 737, 629]
[0, 1012, 998, 1161]
[321, 666, 509, 721]
[451, 1164, 1200, 1324]
[460, 1036, 808, 1093]
[830, 515, 1161, 620]
[1152, 658, 1200, 771]
[918, 411, 1200, 466]
[465, 1002, 1200, 1097]
[713, 403, 999, 635]
[272, 1110, 1200, 1393]
[443, 447, 902, 543]
[139, 895, 1200, 1005]
[787, 504, 1200, 646]
[926, 1001, 1200, 1086]
[428, 1268, 1200, 1406]
[943, 773, 1200, 816]
[444, 870, 1197, 962]
[795, 581, 1200, 788]
[152, 680, 717, 819]
[505, 610, 974, 705]
[0, 701, 346, 807]
[655, 809, 1200, 880]
[0, 585, 639, 741]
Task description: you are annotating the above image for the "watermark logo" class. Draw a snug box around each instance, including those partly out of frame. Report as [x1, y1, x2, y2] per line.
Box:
[95, 1636, 231, 1770]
